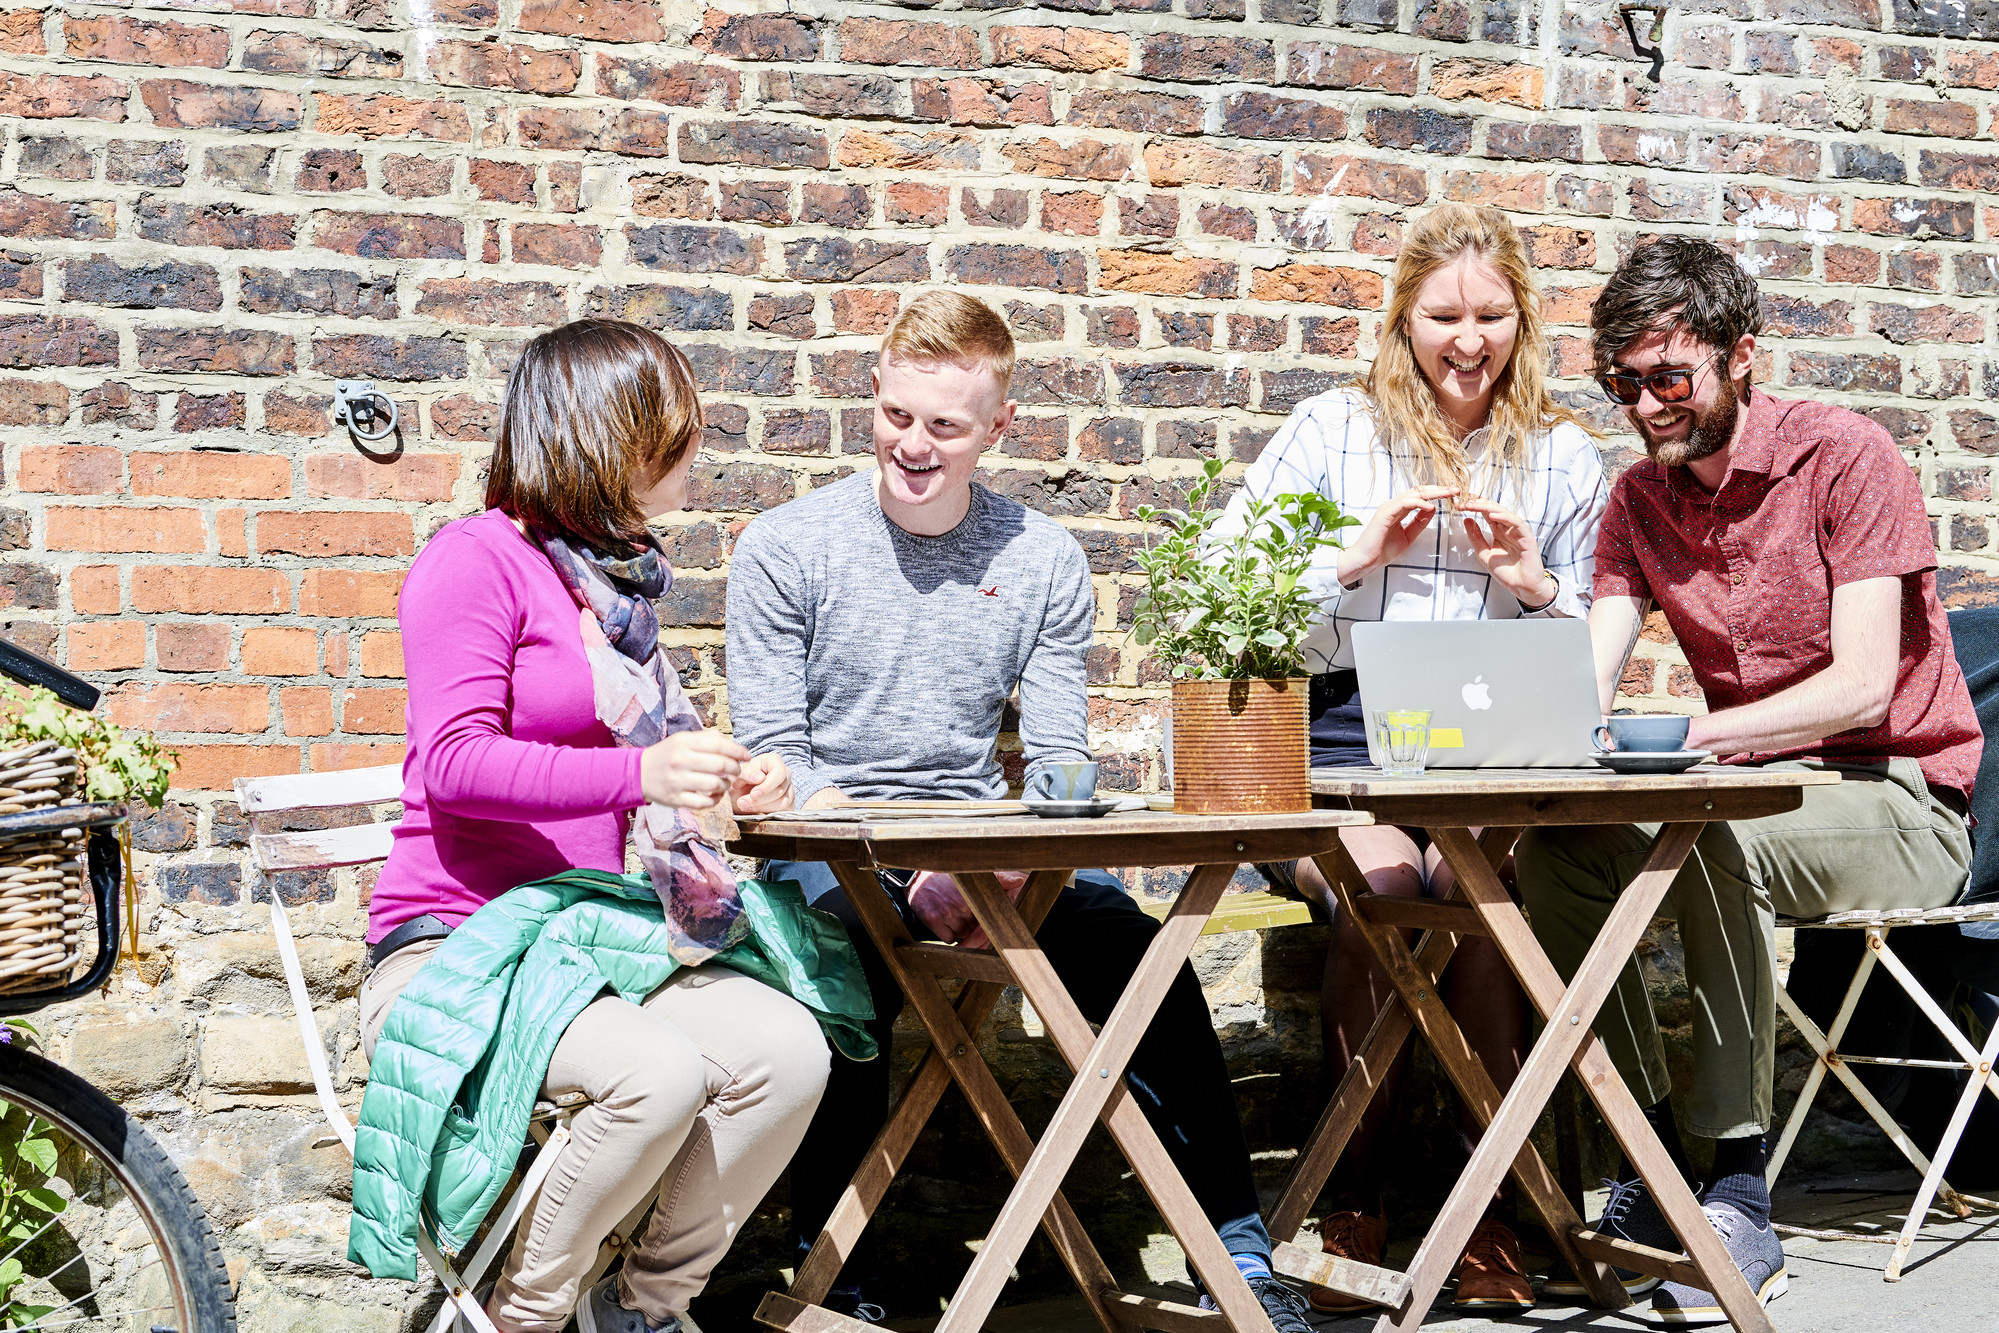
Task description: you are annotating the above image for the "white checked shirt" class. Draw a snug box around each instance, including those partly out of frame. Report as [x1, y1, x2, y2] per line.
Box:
[1211, 388, 1609, 673]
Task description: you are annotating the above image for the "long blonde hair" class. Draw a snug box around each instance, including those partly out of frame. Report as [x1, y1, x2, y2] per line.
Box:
[1362, 204, 1593, 498]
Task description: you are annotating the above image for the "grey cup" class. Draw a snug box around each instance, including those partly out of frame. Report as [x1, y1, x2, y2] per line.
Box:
[1028, 761, 1099, 801]
[1594, 714, 1691, 753]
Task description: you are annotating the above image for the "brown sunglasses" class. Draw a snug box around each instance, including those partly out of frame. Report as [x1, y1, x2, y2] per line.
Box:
[1598, 359, 1719, 407]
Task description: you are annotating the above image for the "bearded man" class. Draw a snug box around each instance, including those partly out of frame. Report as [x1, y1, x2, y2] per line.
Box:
[1517, 237, 1980, 1324]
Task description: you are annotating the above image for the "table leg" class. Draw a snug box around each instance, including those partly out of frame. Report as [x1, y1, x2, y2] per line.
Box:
[954, 869, 1273, 1333]
[789, 869, 1074, 1308]
[1269, 827, 1518, 1244]
[1313, 835, 1625, 1315]
[809, 863, 1124, 1333]
[937, 862, 1271, 1333]
[1422, 824, 1777, 1333]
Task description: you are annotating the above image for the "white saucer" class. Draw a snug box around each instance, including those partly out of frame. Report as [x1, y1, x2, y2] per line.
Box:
[1022, 797, 1122, 819]
[1590, 749, 1713, 775]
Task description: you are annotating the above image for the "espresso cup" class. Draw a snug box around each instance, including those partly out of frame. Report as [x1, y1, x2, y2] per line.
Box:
[1029, 761, 1099, 801]
[1594, 714, 1691, 753]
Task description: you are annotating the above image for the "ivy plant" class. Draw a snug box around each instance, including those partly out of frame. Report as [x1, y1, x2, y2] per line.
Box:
[1131, 457, 1359, 681]
[0, 684, 174, 808]
[0, 1020, 66, 1330]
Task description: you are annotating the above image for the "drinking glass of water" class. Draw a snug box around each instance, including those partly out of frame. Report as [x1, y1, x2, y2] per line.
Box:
[1371, 709, 1432, 777]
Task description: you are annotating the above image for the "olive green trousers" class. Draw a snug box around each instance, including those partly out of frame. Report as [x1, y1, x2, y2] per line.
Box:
[1515, 758, 1970, 1140]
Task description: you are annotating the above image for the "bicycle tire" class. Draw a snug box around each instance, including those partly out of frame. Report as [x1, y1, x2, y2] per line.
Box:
[0, 1044, 236, 1333]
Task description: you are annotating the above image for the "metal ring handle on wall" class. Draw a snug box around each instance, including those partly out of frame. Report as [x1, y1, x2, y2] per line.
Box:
[332, 379, 399, 444]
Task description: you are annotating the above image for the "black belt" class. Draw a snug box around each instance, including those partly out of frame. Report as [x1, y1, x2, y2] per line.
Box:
[369, 914, 453, 968]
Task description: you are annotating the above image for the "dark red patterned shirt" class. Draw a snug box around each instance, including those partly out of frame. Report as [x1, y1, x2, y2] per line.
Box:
[1595, 389, 1980, 801]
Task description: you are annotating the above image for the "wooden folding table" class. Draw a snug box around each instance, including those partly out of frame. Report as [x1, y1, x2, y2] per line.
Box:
[732, 808, 1374, 1333]
[1265, 766, 1841, 1333]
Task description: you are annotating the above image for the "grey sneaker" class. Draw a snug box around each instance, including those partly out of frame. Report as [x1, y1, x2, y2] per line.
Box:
[1543, 1178, 1674, 1299]
[576, 1275, 683, 1333]
[1635, 1199, 1787, 1326]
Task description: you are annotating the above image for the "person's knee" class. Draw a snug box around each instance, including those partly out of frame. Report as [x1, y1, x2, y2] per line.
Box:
[603, 1026, 709, 1127]
[720, 984, 834, 1116]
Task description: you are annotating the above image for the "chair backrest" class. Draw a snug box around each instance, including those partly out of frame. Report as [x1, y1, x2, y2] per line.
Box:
[235, 764, 404, 873]
[1947, 608, 1999, 903]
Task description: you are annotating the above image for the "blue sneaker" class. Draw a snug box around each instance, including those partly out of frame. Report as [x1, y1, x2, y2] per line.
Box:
[1543, 1178, 1674, 1299]
[1635, 1199, 1787, 1326]
[576, 1275, 683, 1333]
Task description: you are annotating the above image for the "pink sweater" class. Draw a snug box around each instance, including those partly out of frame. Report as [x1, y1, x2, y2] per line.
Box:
[368, 508, 645, 944]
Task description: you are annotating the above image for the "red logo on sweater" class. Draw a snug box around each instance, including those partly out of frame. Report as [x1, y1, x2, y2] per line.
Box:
[979, 586, 1000, 597]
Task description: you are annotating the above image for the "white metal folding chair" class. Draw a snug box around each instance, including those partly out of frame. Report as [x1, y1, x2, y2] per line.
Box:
[238, 765, 653, 1333]
[1769, 901, 1999, 1279]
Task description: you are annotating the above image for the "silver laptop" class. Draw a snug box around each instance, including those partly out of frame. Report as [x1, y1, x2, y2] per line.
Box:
[1351, 619, 1602, 768]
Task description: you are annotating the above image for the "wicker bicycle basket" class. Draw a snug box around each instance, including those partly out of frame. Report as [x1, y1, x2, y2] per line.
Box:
[0, 738, 89, 994]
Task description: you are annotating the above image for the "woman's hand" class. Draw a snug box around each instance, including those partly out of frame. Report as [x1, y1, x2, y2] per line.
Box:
[640, 731, 750, 809]
[731, 753, 794, 814]
[1335, 486, 1458, 587]
[1458, 497, 1557, 610]
[909, 870, 1029, 949]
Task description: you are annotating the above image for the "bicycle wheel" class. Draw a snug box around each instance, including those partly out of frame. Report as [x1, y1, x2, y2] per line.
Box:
[0, 1043, 235, 1332]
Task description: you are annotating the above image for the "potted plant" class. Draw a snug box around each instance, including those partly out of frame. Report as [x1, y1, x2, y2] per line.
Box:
[1131, 458, 1356, 814]
[0, 682, 174, 809]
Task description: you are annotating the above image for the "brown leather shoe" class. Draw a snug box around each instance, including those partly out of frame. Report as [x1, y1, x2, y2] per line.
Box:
[1309, 1210, 1388, 1312]
[1452, 1218, 1535, 1309]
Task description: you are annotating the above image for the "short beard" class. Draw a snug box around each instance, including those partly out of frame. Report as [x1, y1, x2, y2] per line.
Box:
[1642, 381, 1740, 468]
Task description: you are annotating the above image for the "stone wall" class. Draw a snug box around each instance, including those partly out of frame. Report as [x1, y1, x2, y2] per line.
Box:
[1, 0, 1996, 1326]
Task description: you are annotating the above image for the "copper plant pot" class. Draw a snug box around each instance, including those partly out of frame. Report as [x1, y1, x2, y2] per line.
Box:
[1170, 677, 1311, 814]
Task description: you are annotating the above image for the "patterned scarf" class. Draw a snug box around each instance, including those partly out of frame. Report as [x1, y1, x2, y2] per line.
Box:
[538, 528, 746, 965]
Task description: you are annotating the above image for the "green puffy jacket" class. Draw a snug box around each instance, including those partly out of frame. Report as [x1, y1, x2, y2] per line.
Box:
[347, 870, 874, 1280]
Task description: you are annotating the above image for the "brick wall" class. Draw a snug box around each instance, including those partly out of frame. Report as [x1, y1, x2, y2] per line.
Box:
[3, 0, 1995, 1323]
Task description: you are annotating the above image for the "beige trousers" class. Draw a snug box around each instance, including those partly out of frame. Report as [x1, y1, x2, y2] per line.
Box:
[361, 940, 831, 1332]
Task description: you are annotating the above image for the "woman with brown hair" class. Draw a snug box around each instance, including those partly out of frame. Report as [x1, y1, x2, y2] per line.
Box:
[1212, 203, 1608, 1310]
[356, 319, 826, 1333]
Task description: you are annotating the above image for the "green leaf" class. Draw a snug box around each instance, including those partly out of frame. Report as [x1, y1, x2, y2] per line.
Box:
[1254, 629, 1289, 648]
[16, 1187, 64, 1216]
[14, 1139, 54, 1176]
[0, 1258, 21, 1288]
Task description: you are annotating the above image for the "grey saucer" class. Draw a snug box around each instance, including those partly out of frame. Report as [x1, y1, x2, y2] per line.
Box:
[1591, 749, 1713, 776]
[1022, 797, 1121, 819]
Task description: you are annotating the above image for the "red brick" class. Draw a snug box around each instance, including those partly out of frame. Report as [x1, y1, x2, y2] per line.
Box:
[885, 182, 949, 225]
[241, 29, 404, 80]
[67, 621, 144, 672]
[838, 18, 979, 69]
[1098, 251, 1236, 298]
[299, 569, 403, 617]
[217, 508, 248, 559]
[281, 687, 333, 736]
[241, 626, 317, 676]
[913, 77, 1053, 128]
[1147, 143, 1282, 191]
[1286, 43, 1418, 92]
[382, 153, 453, 198]
[70, 566, 120, 615]
[157, 622, 228, 673]
[106, 682, 269, 733]
[1522, 225, 1597, 268]
[169, 745, 299, 792]
[341, 688, 407, 735]
[992, 25, 1129, 72]
[695, 10, 823, 61]
[512, 222, 601, 269]
[325, 631, 349, 679]
[137, 199, 294, 251]
[1294, 154, 1427, 204]
[0, 10, 46, 56]
[1002, 137, 1133, 182]
[1248, 264, 1385, 307]
[416, 278, 566, 327]
[310, 742, 406, 773]
[81, 382, 157, 429]
[138, 328, 295, 376]
[518, 0, 663, 43]
[312, 211, 465, 260]
[548, 161, 582, 212]
[257, 511, 414, 559]
[1068, 88, 1203, 135]
[1869, 303, 1985, 345]
[518, 105, 675, 157]
[1139, 33, 1274, 83]
[313, 92, 472, 142]
[0, 315, 117, 369]
[1042, 191, 1105, 236]
[296, 147, 365, 192]
[0, 379, 68, 426]
[65, 15, 231, 68]
[0, 73, 128, 122]
[470, 158, 536, 203]
[429, 39, 580, 94]
[130, 453, 291, 500]
[832, 290, 899, 334]
[837, 130, 980, 172]
[1431, 57, 1544, 108]
[1441, 170, 1547, 210]
[262, 391, 331, 438]
[0, 191, 114, 240]
[18, 445, 122, 495]
[597, 56, 738, 108]
[48, 506, 205, 554]
[141, 80, 299, 132]
[427, 395, 498, 442]
[358, 631, 404, 678]
[1884, 98, 1980, 138]
[132, 567, 288, 615]
[303, 454, 461, 502]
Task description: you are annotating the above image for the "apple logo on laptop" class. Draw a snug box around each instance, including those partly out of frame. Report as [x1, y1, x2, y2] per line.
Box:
[1462, 675, 1493, 710]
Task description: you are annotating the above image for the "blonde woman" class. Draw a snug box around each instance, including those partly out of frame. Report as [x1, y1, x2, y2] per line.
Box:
[1213, 203, 1607, 1311]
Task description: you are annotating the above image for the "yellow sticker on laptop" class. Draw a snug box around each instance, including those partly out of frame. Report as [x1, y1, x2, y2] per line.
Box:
[1428, 728, 1464, 748]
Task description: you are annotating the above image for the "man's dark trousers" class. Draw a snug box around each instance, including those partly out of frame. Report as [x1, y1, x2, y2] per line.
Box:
[765, 860, 1272, 1278]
